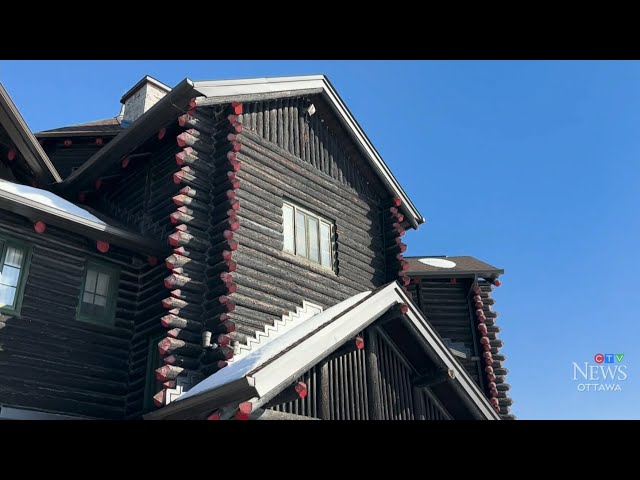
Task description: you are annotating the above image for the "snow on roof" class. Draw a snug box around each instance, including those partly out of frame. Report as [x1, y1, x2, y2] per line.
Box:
[0, 179, 105, 225]
[176, 290, 373, 403]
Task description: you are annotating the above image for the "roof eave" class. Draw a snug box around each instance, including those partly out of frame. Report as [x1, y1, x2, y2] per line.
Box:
[35, 130, 121, 139]
[0, 188, 167, 257]
[406, 269, 504, 278]
[59, 78, 197, 193]
[191, 75, 425, 229]
[0, 83, 62, 184]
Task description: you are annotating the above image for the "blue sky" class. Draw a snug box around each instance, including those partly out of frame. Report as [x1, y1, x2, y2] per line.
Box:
[1, 60, 638, 420]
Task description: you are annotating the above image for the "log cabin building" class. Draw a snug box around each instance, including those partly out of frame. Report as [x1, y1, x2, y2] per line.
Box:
[0, 75, 513, 420]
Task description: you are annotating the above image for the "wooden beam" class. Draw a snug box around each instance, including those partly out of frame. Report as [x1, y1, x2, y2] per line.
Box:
[364, 328, 383, 420]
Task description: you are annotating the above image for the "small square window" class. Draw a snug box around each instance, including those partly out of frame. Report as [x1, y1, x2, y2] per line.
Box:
[77, 261, 119, 326]
[282, 201, 334, 270]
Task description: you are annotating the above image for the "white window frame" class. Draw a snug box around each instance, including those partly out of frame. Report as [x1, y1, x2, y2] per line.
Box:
[282, 201, 334, 270]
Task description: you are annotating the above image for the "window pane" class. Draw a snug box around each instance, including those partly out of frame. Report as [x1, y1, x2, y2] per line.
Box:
[4, 246, 24, 268]
[0, 265, 21, 287]
[95, 272, 111, 296]
[320, 222, 331, 268]
[83, 292, 95, 305]
[295, 210, 307, 258]
[308, 216, 319, 262]
[0, 286, 16, 308]
[282, 204, 295, 253]
[94, 295, 107, 307]
[85, 269, 98, 294]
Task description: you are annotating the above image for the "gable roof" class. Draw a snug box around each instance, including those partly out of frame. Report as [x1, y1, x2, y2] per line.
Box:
[0, 179, 166, 256]
[35, 118, 122, 138]
[0, 83, 62, 183]
[59, 75, 425, 229]
[145, 281, 500, 420]
[405, 255, 504, 278]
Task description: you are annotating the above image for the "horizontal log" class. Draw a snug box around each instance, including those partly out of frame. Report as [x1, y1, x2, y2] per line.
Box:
[155, 365, 185, 382]
[178, 112, 216, 134]
[201, 346, 234, 364]
[176, 130, 214, 153]
[158, 337, 202, 356]
[166, 327, 202, 344]
[163, 354, 200, 369]
[225, 290, 292, 318]
[232, 232, 363, 294]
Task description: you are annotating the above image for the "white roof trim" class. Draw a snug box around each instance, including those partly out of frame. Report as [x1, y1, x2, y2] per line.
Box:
[173, 282, 499, 420]
[0, 82, 62, 183]
[192, 75, 425, 229]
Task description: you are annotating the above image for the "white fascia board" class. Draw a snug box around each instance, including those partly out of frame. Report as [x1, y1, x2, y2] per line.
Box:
[192, 75, 425, 229]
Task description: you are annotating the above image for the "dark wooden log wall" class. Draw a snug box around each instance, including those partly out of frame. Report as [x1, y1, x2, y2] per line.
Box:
[408, 276, 514, 419]
[237, 97, 385, 203]
[94, 135, 183, 244]
[155, 105, 238, 407]
[0, 210, 143, 419]
[41, 137, 114, 179]
[217, 99, 394, 350]
[472, 280, 514, 420]
[407, 278, 483, 385]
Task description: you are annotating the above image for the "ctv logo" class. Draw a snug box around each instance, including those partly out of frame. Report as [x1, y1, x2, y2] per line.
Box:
[572, 353, 628, 392]
[594, 353, 624, 364]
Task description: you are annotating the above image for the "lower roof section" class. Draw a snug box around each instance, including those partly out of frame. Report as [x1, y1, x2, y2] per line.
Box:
[405, 255, 504, 279]
[0, 179, 166, 256]
[146, 281, 500, 420]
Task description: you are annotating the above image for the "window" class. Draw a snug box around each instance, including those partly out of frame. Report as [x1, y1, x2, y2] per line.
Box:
[0, 237, 30, 315]
[77, 261, 119, 326]
[282, 202, 334, 269]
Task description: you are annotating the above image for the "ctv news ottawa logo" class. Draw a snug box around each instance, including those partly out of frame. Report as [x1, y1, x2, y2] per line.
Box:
[572, 354, 628, 392]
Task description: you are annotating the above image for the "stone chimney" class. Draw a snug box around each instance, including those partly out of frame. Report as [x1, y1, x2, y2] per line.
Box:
[118, 76, 171, 126]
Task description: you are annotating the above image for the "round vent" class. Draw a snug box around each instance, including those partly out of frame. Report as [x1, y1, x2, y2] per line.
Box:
[418, 258, 457, 269]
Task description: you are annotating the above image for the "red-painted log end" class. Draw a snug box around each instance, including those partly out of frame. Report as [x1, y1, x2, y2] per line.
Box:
[121, 157, 130, 169]
[34, 221, 46, 234]
[231, 101, 243, 115]
[7, 149, 16, 161]
[97, 240, 110, 253]
[207, 411, 222, 421]
[295, 382, 308, 399]
[238, 401, 253, 415]
[153, 390, 166, 408]
[158, 127, 167, 140]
